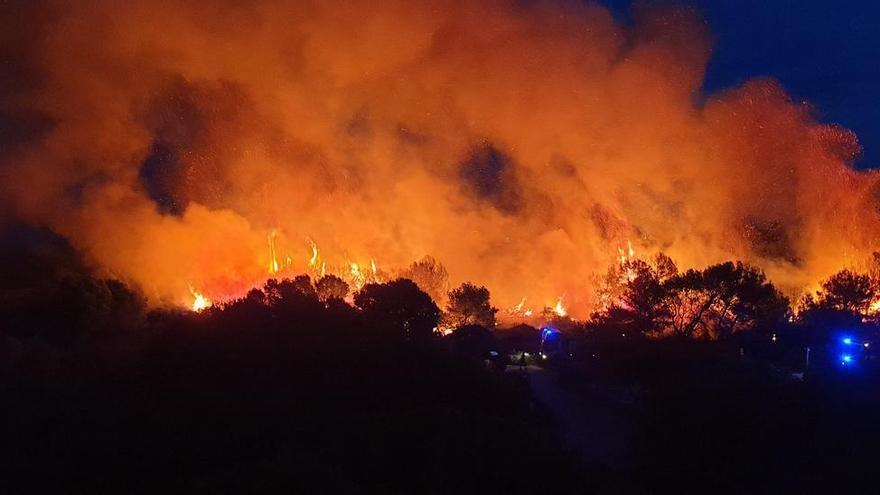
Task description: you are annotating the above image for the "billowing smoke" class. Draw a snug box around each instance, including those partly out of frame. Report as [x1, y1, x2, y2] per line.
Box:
[1, 0, 878, 315]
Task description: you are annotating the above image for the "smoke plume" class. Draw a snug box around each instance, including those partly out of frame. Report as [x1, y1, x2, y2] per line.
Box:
[1, 0, 878, 315]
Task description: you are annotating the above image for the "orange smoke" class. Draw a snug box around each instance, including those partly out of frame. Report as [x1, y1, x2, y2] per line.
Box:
[1, 0, 879, 316]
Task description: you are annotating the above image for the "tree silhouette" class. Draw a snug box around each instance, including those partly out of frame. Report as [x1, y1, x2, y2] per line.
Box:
[653, 252, 678, 281]
[262, 276, 323, 319]
[354, 278, 440, 340]
[664, 262, 788, 339]
[600, 259, 671, 334]
[594, 258, 787, 340]
[291, 274, 317, 298]
[808, 269, 876, 314]
[446, 282, 498, 329]
[315, 274, 349, 302]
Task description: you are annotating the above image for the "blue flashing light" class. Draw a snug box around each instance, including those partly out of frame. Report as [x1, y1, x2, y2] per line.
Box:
[842, 337, 854, 345]
[841, 354, 854, 365]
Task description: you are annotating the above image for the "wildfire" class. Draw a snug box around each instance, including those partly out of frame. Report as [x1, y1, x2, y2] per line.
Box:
[618, 240, 635, 266]
[307, 238, 327, 277]
[308, 238, 319, 268]
[870, 299, 880, 314]
[350, 262, 365, 289]
[617, 240, 639, 282]
[508, 297, 534, 318]
[268, 231, 280, 275]
[371, 259, 381, 283]
[553, 296, 567, 318]
[10, 0, 880, 327]
[189, 287, 212, 312]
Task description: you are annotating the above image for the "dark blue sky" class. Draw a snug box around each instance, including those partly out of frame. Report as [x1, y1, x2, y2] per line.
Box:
[604, 0, 880, 167]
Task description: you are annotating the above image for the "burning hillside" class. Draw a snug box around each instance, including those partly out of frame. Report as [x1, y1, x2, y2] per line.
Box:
[1, 0, 879, 316]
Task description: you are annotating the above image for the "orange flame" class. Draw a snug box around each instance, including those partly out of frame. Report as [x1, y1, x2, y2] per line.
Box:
[189, 287, 212, 312]
[370, 258, 381, 283]
[350, 262, 365, 289]
[308, 238, 320, 268]
[268, 231, 280, 275]
[508, 297, 534, 318]
[553, 296, 567, 318]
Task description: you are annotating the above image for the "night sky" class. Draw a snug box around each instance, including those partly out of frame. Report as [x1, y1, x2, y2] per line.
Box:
[604, 0, 880, 167]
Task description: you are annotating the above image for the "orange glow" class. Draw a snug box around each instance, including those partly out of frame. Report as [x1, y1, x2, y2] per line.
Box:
[2, 0, 877, 318]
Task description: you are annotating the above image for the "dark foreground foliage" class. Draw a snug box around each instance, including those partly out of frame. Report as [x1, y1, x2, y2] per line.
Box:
[6, 231, 880, 493]
[0, 312, 590, 493]
[0, 231, 586, 493]
[0, 335, 582, 488]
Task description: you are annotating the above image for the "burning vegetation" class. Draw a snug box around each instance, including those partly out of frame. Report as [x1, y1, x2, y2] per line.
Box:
[1, 0, 879, 318]
[7, 3, 880, 492]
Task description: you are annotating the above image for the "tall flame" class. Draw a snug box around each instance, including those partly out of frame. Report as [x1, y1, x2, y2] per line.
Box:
[370, 258, 381, 283]
[307, 238, 327, 278]
[350, 262, 365, 289]
[553, 296, 567, 318]
[268, 231, 280, 275]
[308, 239, 320, 268]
